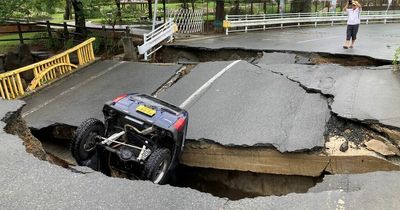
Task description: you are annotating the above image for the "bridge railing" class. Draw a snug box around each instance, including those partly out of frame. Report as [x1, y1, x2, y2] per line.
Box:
[223, 10, 400, 35]
[138, 18, 177, 60]
[0, 37, 96, 100]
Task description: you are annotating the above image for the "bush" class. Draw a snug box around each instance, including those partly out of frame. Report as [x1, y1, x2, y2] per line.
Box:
[394, 47, 400, 71]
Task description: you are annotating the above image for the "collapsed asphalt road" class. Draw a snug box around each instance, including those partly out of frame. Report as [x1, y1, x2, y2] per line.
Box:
[265, 63, 400, 128]
[170, 24, 400, 61]
[159, 60, 331, 152]
[22, 60, 182, 128]
[2, 101, 400, 209]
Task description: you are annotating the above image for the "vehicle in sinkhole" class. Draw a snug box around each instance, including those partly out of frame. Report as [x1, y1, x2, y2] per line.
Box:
[70, 93, 189, 184]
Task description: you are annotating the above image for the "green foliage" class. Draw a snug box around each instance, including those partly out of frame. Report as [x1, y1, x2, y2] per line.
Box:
[33, 31, 62, 50]
[394, 47, 400, 71]
[0, 0, 26, 20]
[0, 0, 63, 21]
[64, 38, 75, 49]
[92, 36, 104, 54]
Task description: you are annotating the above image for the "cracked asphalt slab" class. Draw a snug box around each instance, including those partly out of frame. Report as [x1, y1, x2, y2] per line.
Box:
[160, 61, 331, 152]
[171, 24, 400, 61]
[266, 64, 400, 128]
[22, 60, 182, 129]
[2, 101, 400, 209]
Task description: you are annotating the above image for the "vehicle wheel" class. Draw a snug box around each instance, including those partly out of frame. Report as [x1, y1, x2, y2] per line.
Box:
[70, 118, 104, 166]
[143, 148, 171, 184]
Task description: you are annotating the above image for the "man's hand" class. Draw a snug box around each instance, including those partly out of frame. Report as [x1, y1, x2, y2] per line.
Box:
[353, 1, 362, 9]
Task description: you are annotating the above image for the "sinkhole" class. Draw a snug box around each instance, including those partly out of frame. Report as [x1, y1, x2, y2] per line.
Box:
[30, 124, 323, 200]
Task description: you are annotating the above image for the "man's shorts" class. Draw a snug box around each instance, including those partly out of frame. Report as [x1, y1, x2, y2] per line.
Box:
[346, 24, 360, 40]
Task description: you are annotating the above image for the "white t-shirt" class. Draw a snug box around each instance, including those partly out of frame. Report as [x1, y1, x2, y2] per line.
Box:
[347, 8, 361, 25]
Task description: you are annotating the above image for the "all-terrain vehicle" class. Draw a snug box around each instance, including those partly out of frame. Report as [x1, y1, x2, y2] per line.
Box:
[70, 93, 189, 184]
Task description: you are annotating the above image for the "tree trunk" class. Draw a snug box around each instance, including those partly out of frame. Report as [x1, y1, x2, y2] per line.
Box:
[291, 0, 312, 12]
[233, 0, 240, 15]
[263, 0, 267, 13]
[191, 0, 195, 11]
[115, 0, 122, 23]
[148, 0, 152, 19]
[71, 0, 86, 36]
[163, 0, 166, 22]
[250, 0, 254, 14]
[64, 0, 72, 20]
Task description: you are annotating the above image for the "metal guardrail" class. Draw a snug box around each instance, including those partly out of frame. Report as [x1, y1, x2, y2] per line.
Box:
[0, 37, 96, 100]
[223, 10, 400, 35]
[138, 18, 177, 60]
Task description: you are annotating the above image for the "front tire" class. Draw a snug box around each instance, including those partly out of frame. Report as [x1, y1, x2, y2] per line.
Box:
[70, 118, 105, 165]
[143, 148, 171, 184]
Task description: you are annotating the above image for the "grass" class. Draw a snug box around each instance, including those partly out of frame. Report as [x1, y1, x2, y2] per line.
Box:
[0, 33, 40, 53]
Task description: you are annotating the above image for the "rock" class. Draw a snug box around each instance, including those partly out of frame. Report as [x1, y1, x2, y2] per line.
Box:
[365, 139, 400, 156]
[17, 44, 33, 61]
[16, 44, 35, 81]
[4, 52, 20, 71]
[121, 37, 138, 61]
[339, 141, 349, 152]
[370, 125, 400, 146]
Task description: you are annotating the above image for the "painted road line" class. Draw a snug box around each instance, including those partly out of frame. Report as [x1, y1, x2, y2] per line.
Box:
[296, 36, 340, 44]
[22, 61, 126, 118]
[179, 60, 241, 109]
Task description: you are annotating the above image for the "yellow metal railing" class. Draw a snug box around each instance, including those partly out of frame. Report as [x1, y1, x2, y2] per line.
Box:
[0, 37, 96, 100]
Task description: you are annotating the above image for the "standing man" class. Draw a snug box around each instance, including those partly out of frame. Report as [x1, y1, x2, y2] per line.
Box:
[343, 1, 362, 49]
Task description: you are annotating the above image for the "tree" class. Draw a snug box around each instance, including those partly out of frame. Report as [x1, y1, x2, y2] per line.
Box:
[64, 0, 72, 20]
[0, 0, 25, 20]
[148, 0, 153, 19]
[114, 0, 122, 23]
[71, 0, 87, 35]
[291, 0, 312, 12]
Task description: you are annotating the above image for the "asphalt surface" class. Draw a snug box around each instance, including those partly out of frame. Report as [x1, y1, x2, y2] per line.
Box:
[172, 24, 400, 61]
[160, 61, 331, 152]
[266, 64, 400, 128]
[2, 100, 400, 209]
[23, 60, 181, 128]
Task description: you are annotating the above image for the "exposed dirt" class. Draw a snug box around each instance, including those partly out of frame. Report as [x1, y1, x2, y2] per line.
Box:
[310, 53, 389, 66]
[156, 47, 261, 63]
[157, 47, 391, 66]
[4, 107, 47, 161]
[4, 107, 70, 167]
[325, 115, 373, 146]
[173, 165, 322, 200]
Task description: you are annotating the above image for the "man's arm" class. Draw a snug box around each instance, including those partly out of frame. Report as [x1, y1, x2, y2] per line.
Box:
[343, 1, 349, 12]
[354, 1, 362, 10]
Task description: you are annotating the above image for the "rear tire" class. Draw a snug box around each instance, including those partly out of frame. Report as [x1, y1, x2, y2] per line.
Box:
[143, 148, 171, 184]
[71, 118, 105, 165]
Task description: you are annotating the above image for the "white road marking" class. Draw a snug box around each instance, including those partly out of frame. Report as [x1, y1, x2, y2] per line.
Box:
[179, 60, 241, 109]
[22, 61, 125, 118]
[297, 36, 339, 44]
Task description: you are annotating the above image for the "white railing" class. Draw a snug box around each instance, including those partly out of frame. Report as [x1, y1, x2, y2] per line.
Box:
[167, 9, 204, 34]
[223, 10, 400, 35]
[138, 18, 177, 60]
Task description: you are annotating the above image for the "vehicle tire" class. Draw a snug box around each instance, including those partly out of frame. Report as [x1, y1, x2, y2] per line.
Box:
[143, 148, 171, 184]
[70, 118, 105, 166]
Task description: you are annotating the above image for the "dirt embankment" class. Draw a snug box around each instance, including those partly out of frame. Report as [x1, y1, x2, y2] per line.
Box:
[2, 104, 69, 167]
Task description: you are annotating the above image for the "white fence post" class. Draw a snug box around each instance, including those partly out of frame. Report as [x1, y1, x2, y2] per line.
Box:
[245, 15, 248, 32]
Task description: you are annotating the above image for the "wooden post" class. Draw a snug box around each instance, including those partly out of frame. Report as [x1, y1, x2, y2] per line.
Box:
[63, 22, 69, 40]
[17, 22, 24, 44]
[46, 21, 53, 39]
[125, 26, 130, 37]
[102, 25, 108, 55]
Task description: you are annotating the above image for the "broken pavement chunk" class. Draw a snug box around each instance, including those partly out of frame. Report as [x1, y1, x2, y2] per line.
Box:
[365, 139, 400, 156]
